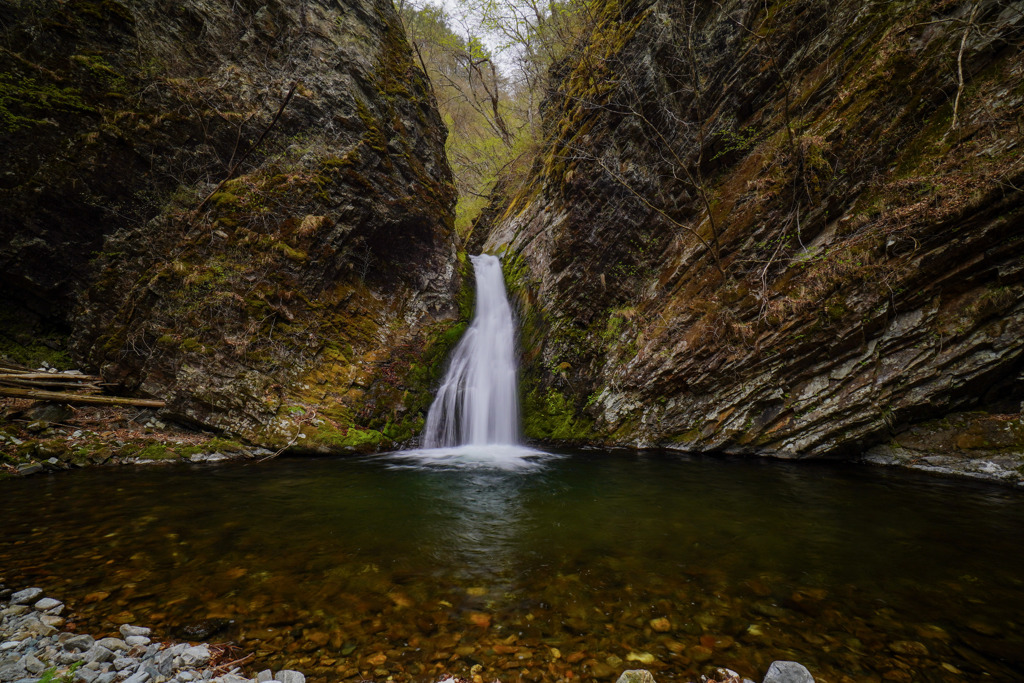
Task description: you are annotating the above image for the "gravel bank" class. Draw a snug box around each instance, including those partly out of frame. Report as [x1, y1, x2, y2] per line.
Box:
[0, 587, 298, 683]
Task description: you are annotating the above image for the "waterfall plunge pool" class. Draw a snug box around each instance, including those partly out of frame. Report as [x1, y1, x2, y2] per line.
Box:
[1, 449, 1023, 682]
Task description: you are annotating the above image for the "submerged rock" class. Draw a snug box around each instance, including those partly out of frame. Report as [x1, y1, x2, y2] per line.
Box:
[173, 620, 230, 642]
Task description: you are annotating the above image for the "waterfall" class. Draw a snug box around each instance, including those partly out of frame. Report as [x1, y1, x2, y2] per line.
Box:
[422, 254, 519, 448]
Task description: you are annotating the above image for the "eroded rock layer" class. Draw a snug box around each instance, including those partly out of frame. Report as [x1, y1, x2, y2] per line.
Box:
[481, 0, 1024, 474]
[1, 0, 459, 447]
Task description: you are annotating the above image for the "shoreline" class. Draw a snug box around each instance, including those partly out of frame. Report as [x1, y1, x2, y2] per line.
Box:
[0, 586, 302, 683]
[0, 399, 262, 479]
[4, 397, 1022, 489]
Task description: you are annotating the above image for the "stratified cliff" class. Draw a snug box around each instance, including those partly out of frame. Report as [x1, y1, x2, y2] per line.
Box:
[1, 0, 459, 447]
[481, 0, 1024, 479]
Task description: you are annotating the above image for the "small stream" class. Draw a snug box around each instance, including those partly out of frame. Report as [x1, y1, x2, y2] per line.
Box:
[1, 450, 1022, 682]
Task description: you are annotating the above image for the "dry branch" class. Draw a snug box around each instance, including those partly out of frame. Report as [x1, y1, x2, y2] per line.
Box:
[0, 378, 103, 392]
[195, 81, 300, 214]
[0, 371, 106, 393]
[0, 372, 101, 381]
[0, 387, 165, 408]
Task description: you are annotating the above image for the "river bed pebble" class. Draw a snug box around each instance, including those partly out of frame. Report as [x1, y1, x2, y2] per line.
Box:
[1, 589, 815, 683]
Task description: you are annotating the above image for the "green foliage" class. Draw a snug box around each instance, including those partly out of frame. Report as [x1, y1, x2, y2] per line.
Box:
[135, 442, 171, 460]
[713, 126, 760, 160]
[305, 424, 388, 452]
[401, 1, 554, 236]
[69, 54, 127, 93]
[522, 387, 595, 441]
[0, 73, 96, 132]
[39, 662, 82, 683]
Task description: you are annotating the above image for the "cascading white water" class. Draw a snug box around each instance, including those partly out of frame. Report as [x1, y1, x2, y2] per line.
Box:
[422, 254, 519, 448]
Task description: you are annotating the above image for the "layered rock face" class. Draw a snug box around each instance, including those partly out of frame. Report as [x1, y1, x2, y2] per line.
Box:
[1, 0, 459, 446]
[482, 0, 1024, 472]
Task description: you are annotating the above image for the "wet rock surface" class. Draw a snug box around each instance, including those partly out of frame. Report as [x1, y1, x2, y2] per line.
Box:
[479, 0, 1024, 473]
[863, 409, 1024, 484]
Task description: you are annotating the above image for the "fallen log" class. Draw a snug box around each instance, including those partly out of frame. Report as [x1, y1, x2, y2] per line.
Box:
[0, 372, 102, 381]
[0, 387, 165, 408]
[0, 377, 103, 392]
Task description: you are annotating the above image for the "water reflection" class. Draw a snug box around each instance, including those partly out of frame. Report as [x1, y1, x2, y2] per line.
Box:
[382, 445, 555, 588]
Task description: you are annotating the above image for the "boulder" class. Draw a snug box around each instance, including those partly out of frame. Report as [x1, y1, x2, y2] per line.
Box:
[763, 661, 815, 683]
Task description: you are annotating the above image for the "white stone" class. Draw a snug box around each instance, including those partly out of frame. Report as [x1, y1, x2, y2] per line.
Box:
[113, 657, 135, 671]
[10, 588, 43, 605]
[34, 598, 63, 612]
[119, 625, 152, 639]
[180, 645, 210, 667]
[216, 676, 248, 683]
[97, 638, 128, 652]
[615, 671, 656, 683]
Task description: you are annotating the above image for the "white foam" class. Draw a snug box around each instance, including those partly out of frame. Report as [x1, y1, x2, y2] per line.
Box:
[387, 445, 552, 471]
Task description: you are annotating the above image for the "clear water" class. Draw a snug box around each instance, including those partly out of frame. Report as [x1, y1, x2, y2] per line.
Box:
[422, 254, 519, 447]
[1, 450, 1023, 683]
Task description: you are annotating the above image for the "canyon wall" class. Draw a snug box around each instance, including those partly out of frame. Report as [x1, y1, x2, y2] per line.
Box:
[0, 0, 461, 447]
[480, 0, 1024, 479]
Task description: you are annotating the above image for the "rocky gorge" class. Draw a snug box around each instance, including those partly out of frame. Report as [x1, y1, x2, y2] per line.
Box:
[3, 0, 1024, 681]
[0, 0, 1022, 481]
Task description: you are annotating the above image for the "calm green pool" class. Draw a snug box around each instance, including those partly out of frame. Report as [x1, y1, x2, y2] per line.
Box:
[1, 448, 1022, 682]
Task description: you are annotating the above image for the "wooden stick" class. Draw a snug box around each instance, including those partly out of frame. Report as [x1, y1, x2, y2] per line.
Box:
[211, 653, 255, 674]
[195, 81, 299, 214]
[0, 387, 165, 408]
[0, 378, 102, 392]
[0, 372, 101, 381]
